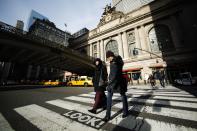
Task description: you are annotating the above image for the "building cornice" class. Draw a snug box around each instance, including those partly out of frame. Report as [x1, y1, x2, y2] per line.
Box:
[88, 0, 183, 41]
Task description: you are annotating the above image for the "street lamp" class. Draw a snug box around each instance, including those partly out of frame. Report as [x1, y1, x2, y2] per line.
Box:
[133, 47, 162, 58]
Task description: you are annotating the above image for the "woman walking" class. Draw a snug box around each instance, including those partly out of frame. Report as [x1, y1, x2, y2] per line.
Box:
[88, 58, 108, 114]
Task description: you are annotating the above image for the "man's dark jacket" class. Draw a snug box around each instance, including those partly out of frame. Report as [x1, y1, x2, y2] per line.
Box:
[108, 56, 127, 94]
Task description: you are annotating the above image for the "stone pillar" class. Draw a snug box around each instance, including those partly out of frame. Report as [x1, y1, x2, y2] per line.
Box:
[1, 62, 11, 83]
[100, 40, 104, 61]
[89, 43, 93, 57]
[122, 32, 129, 59]
[35, 66, 40, 79]
[134, 28, 142, 54]
[170, 15, 183, 48]
[139, 26, 149, 53]
[97, 41, 100, 58]
[26, 65, 32, 79]
[118, 33, 124, 58]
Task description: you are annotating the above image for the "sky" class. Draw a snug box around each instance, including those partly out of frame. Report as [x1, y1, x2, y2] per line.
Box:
[0, 0, 111, 34]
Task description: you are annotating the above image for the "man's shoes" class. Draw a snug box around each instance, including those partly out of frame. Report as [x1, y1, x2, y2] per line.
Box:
[122, 114, 128, 118]
[88, 109, 96, 114]
[102, 116, 110, 122]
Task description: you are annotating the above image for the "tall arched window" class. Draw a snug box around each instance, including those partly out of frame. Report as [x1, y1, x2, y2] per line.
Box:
[106, 40, 119, 56]
[149, 25, 174, 52]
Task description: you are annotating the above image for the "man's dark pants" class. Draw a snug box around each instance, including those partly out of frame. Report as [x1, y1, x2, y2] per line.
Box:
[106, 90, 128, 118]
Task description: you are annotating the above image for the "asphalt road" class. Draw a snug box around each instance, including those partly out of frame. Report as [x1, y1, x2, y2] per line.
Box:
[0, 85, 197, 131]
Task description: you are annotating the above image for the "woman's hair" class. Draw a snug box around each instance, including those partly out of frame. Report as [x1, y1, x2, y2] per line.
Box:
[94, 58, 102, 66]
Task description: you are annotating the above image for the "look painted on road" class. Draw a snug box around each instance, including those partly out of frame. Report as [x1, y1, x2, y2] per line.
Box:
[63, 110, 105, 129]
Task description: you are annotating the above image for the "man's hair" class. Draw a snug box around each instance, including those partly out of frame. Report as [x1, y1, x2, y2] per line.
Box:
[106, 50, 115, 58]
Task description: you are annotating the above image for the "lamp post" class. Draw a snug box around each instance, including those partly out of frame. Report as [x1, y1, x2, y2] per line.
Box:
[133, 47, 162, 58]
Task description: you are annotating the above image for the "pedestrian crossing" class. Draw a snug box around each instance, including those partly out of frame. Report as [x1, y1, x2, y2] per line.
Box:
[1, 87, 197, 131]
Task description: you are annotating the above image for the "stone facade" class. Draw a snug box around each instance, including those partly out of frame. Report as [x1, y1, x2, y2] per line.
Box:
[72, 0, 197, 84]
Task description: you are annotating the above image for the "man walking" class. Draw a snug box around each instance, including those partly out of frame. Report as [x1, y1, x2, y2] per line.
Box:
[103, 51, 129, 122]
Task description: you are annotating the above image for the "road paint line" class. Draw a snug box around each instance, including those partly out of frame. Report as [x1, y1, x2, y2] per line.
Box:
[14, 104, 98, 131]
[0, 113, 14, 131]
[109, 116, 197, 131]
[46, 99, 116, 118]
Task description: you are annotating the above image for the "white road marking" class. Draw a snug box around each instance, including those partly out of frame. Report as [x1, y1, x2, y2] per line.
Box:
[109, 116, 197, 131]
[14, 104, 98, 131]
[153, 96, 197, 102]
[113, 103, 197, 121]
[127, 98, 197, 109]
[0, 113, 14, 131]
[46, 99, 116, 118]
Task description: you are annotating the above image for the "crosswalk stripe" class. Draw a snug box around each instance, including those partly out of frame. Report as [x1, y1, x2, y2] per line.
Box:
[76, 94, 197, 110]
[113, 103, 197, 121]
[153, 96, 197, 102]
[89, 91, 195, 98]
[88, 92, 144, 98]
[0, 113, 14, 131]
[80, 93, 197, 103]
[128, 89, 194, 95]
[127, 98, 197, 109]
[14, 104, 98, 131]
[46, 99, 116, 118]
[127, 93, 195, 97]
[109, 116, 197, 131]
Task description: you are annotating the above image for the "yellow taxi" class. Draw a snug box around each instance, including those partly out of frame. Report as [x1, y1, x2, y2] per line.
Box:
[43, 80, 60, 86]
[67, 76, 93, 87]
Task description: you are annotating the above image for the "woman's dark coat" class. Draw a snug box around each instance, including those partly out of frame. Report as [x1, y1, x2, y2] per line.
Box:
[92, 62, 108, 92]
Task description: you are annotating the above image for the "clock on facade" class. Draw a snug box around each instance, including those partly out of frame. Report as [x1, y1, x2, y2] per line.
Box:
[105, 15, 112, 22]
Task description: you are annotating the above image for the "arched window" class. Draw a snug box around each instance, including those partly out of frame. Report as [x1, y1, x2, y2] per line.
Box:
[149, 25, 174, 52]
[106, 40, 119, 56]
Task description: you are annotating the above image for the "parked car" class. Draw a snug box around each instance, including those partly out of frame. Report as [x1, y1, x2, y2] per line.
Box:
[174, 72, 197, 85]
[67, 76, 93, 87]
[43, 80, 60, 86]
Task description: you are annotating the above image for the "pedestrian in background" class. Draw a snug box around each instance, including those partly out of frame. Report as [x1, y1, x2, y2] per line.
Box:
[103, 51, 128, 122]
[159, 70, 165, 87]
[144, 73, 149, 84]
[88, 58, 108, 114]
[148, 74, 155, 88]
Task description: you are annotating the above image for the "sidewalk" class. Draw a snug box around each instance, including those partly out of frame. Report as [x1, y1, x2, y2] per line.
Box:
[0, 84, 60, 91]
[128, 84, 197, 97]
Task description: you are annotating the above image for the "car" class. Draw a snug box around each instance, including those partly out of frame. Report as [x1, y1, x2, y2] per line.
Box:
[67, 76, 93, 87]
[43, 80, 60, 86]
[174, 72, 197, 86]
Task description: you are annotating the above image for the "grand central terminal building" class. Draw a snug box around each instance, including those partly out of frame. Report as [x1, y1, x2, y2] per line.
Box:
[70, 0, 197, 84]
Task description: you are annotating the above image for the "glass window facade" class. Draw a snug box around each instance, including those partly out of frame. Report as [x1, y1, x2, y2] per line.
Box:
[149, 25, 174, 52]
[106, 40, 119, 56]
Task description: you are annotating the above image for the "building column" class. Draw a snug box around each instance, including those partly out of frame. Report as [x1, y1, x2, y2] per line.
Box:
[35, 66, 40, 79]
[26, 65, 32, 80]
[1, 62, 11, 83]
[122, 32, 129, 59]
[134, 28, 142, 54]
[97, 41, 100, 58]
[89, 43, 93, 57]
[100, 40, 104, 61]
[118, 33, 124, 58]
[170, 15, 183, 49]
[139, 26, 149, 53]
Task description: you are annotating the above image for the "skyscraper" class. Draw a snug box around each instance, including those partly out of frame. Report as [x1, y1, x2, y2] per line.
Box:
[27, 10, 49, 31]
[16, 20, 24, 30]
